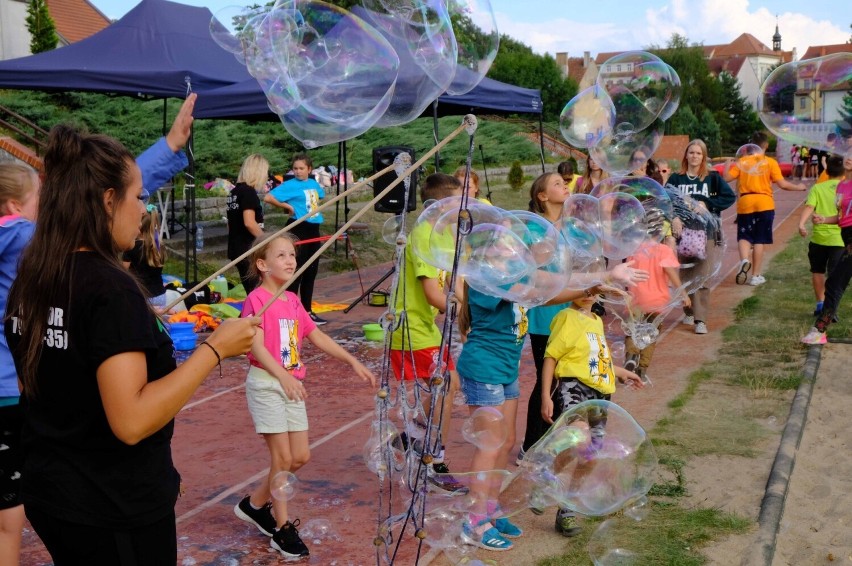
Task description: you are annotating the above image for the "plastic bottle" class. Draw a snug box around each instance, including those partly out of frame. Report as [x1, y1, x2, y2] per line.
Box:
[195, 224, 204, 251]
[212, 275, 228, 299]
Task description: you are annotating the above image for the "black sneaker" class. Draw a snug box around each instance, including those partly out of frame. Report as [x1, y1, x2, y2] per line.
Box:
[428, 461, 469, 494]
[308, 312, 327, 325]
[271, 519, 310, 560]
[234, 495, 276, 537]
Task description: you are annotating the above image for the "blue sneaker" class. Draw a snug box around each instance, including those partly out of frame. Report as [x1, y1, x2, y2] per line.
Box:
[461, 519, 513, 551]
[493, 517, 523, 538]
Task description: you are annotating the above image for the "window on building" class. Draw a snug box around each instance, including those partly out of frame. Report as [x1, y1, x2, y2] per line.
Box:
[799, 97, 806, 109]
[616, 64, 622, 72]
[804, 79, 811, 90]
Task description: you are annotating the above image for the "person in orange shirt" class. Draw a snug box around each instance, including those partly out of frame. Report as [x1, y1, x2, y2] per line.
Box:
[724, 131, 806, 286]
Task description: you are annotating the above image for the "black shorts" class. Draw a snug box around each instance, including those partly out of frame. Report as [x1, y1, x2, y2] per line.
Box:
[737, 210, 775, 245]
[808, 242, 844, 274]
[0, 403, 23, 510]
[556, 379, 610, 447]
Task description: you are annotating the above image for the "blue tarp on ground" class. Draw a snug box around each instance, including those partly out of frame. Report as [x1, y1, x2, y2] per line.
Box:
[0, 0, 251, 98]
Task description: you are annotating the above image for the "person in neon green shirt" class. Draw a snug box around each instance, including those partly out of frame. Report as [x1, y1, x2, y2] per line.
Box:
[390, 173, 466, 494]
[798, 155, 845, 316]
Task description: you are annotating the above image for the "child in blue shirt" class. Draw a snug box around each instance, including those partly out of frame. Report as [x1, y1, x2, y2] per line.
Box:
[265, 153, 327, 325]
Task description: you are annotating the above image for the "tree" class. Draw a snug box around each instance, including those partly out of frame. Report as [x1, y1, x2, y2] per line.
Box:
[718, 71, 761, 153]
[487, 35, 577, 121]
[26, 0, 58, 54]
[507, 160, 524, 189]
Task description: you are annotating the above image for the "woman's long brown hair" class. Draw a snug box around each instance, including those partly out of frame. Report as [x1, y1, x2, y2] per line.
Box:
[7, 124, 135, 397]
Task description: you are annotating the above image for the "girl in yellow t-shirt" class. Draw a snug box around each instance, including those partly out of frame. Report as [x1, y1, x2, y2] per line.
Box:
[540, 291, 643, 537]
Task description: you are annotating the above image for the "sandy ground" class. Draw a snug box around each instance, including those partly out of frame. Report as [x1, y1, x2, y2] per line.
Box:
[768, 343, 852, 565]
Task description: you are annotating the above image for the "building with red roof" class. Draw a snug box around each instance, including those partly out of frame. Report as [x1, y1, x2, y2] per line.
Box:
[0, 0, 110, 60]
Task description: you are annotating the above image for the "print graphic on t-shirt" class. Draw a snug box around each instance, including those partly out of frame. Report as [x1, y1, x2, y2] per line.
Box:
[306, 190, 320, 214]
[279, 318, 301, 371]
[512, 304, 528, 343]
[586, 331, 614, 388]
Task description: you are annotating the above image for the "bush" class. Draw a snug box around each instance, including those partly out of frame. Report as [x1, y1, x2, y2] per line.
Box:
[508, 160, 524, 190]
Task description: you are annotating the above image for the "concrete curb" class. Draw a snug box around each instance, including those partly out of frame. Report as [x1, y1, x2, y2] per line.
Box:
[742, 343, 823, 566]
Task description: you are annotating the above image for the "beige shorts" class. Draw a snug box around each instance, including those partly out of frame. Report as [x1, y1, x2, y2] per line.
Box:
[246, 365, 309, 434]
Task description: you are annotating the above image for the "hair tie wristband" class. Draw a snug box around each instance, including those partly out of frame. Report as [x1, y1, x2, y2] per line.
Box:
[200, 341, 222, 378]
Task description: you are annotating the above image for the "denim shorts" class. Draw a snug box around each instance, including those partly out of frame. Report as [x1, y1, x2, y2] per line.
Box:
[460, 377, 520, 407]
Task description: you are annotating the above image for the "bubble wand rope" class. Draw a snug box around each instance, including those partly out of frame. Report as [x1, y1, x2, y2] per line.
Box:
[162, 161, 398, 312]
[395, 123, 479, 566]
[255, 115, 477, 317]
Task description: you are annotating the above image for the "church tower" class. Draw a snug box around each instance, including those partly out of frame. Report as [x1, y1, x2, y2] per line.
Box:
[772, 18, 782, 52]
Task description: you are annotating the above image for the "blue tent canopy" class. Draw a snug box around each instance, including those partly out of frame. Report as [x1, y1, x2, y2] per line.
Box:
[0, 0, 251, 98]
[193, 73, 542, 121]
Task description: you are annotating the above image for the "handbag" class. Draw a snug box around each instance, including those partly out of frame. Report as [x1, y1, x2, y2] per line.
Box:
[677, 227, 707, 260]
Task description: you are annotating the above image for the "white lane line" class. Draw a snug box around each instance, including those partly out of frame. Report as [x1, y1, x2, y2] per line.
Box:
[176, 410, 374, 524]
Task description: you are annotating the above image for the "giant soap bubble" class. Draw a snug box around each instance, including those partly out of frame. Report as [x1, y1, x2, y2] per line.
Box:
[462, 407, 507, 451]
[759, 52, 852, 155]
[560, 84, 616, 149]
[589, 120, 665, 176]
[519, 400, 658, 517]
[596, 51, 678, 135]
[458, 223, 537, 289]
[558, 192, 647, 262]
[273, 2, 400, 148]
[444, 0, 500, 95]
[735, 143, 768, 176]
[592, 175, 674, 242]
[464, 212, 574, 308]
[358, 0, 457, 127]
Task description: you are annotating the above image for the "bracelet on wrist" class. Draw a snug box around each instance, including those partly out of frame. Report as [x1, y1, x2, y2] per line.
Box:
[200, 341, 223, 379]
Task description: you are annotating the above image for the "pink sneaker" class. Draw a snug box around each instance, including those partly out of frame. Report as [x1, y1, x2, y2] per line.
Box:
[801, 328, 827, 345]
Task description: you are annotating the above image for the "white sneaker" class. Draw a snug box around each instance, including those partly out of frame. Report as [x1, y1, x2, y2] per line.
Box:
[801, 327, 827, 345]
[748, 275, 766, 286]
[683, 315, 695, 326]
[694, 321, 708, 334]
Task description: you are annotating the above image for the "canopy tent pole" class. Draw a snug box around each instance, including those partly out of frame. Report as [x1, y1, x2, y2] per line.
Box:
[342, 140, 350, 259]
[539, 113, 546, 173]
[432, 99, 441, 172]
[334, 141, 342, 254]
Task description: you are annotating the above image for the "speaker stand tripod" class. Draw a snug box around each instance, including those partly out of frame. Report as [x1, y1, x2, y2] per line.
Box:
[344, 265, 396, 314]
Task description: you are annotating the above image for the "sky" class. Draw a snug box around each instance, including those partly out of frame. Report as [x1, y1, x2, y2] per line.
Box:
[92, 0, 851, 59]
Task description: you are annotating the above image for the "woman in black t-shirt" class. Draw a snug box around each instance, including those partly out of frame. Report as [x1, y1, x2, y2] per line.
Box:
[226, 154, 272, 294]
[4, 125, 258, 565]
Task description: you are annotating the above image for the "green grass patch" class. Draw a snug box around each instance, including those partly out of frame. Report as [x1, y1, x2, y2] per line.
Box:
[538, 502, 750, 566]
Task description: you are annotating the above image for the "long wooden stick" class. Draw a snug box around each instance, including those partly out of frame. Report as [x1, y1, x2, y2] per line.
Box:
[256, 115, 478, 317]
[163, 161, 397, 312]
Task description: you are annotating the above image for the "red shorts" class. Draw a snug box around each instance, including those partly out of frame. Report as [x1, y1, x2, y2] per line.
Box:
[389, 347, 456, 381]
